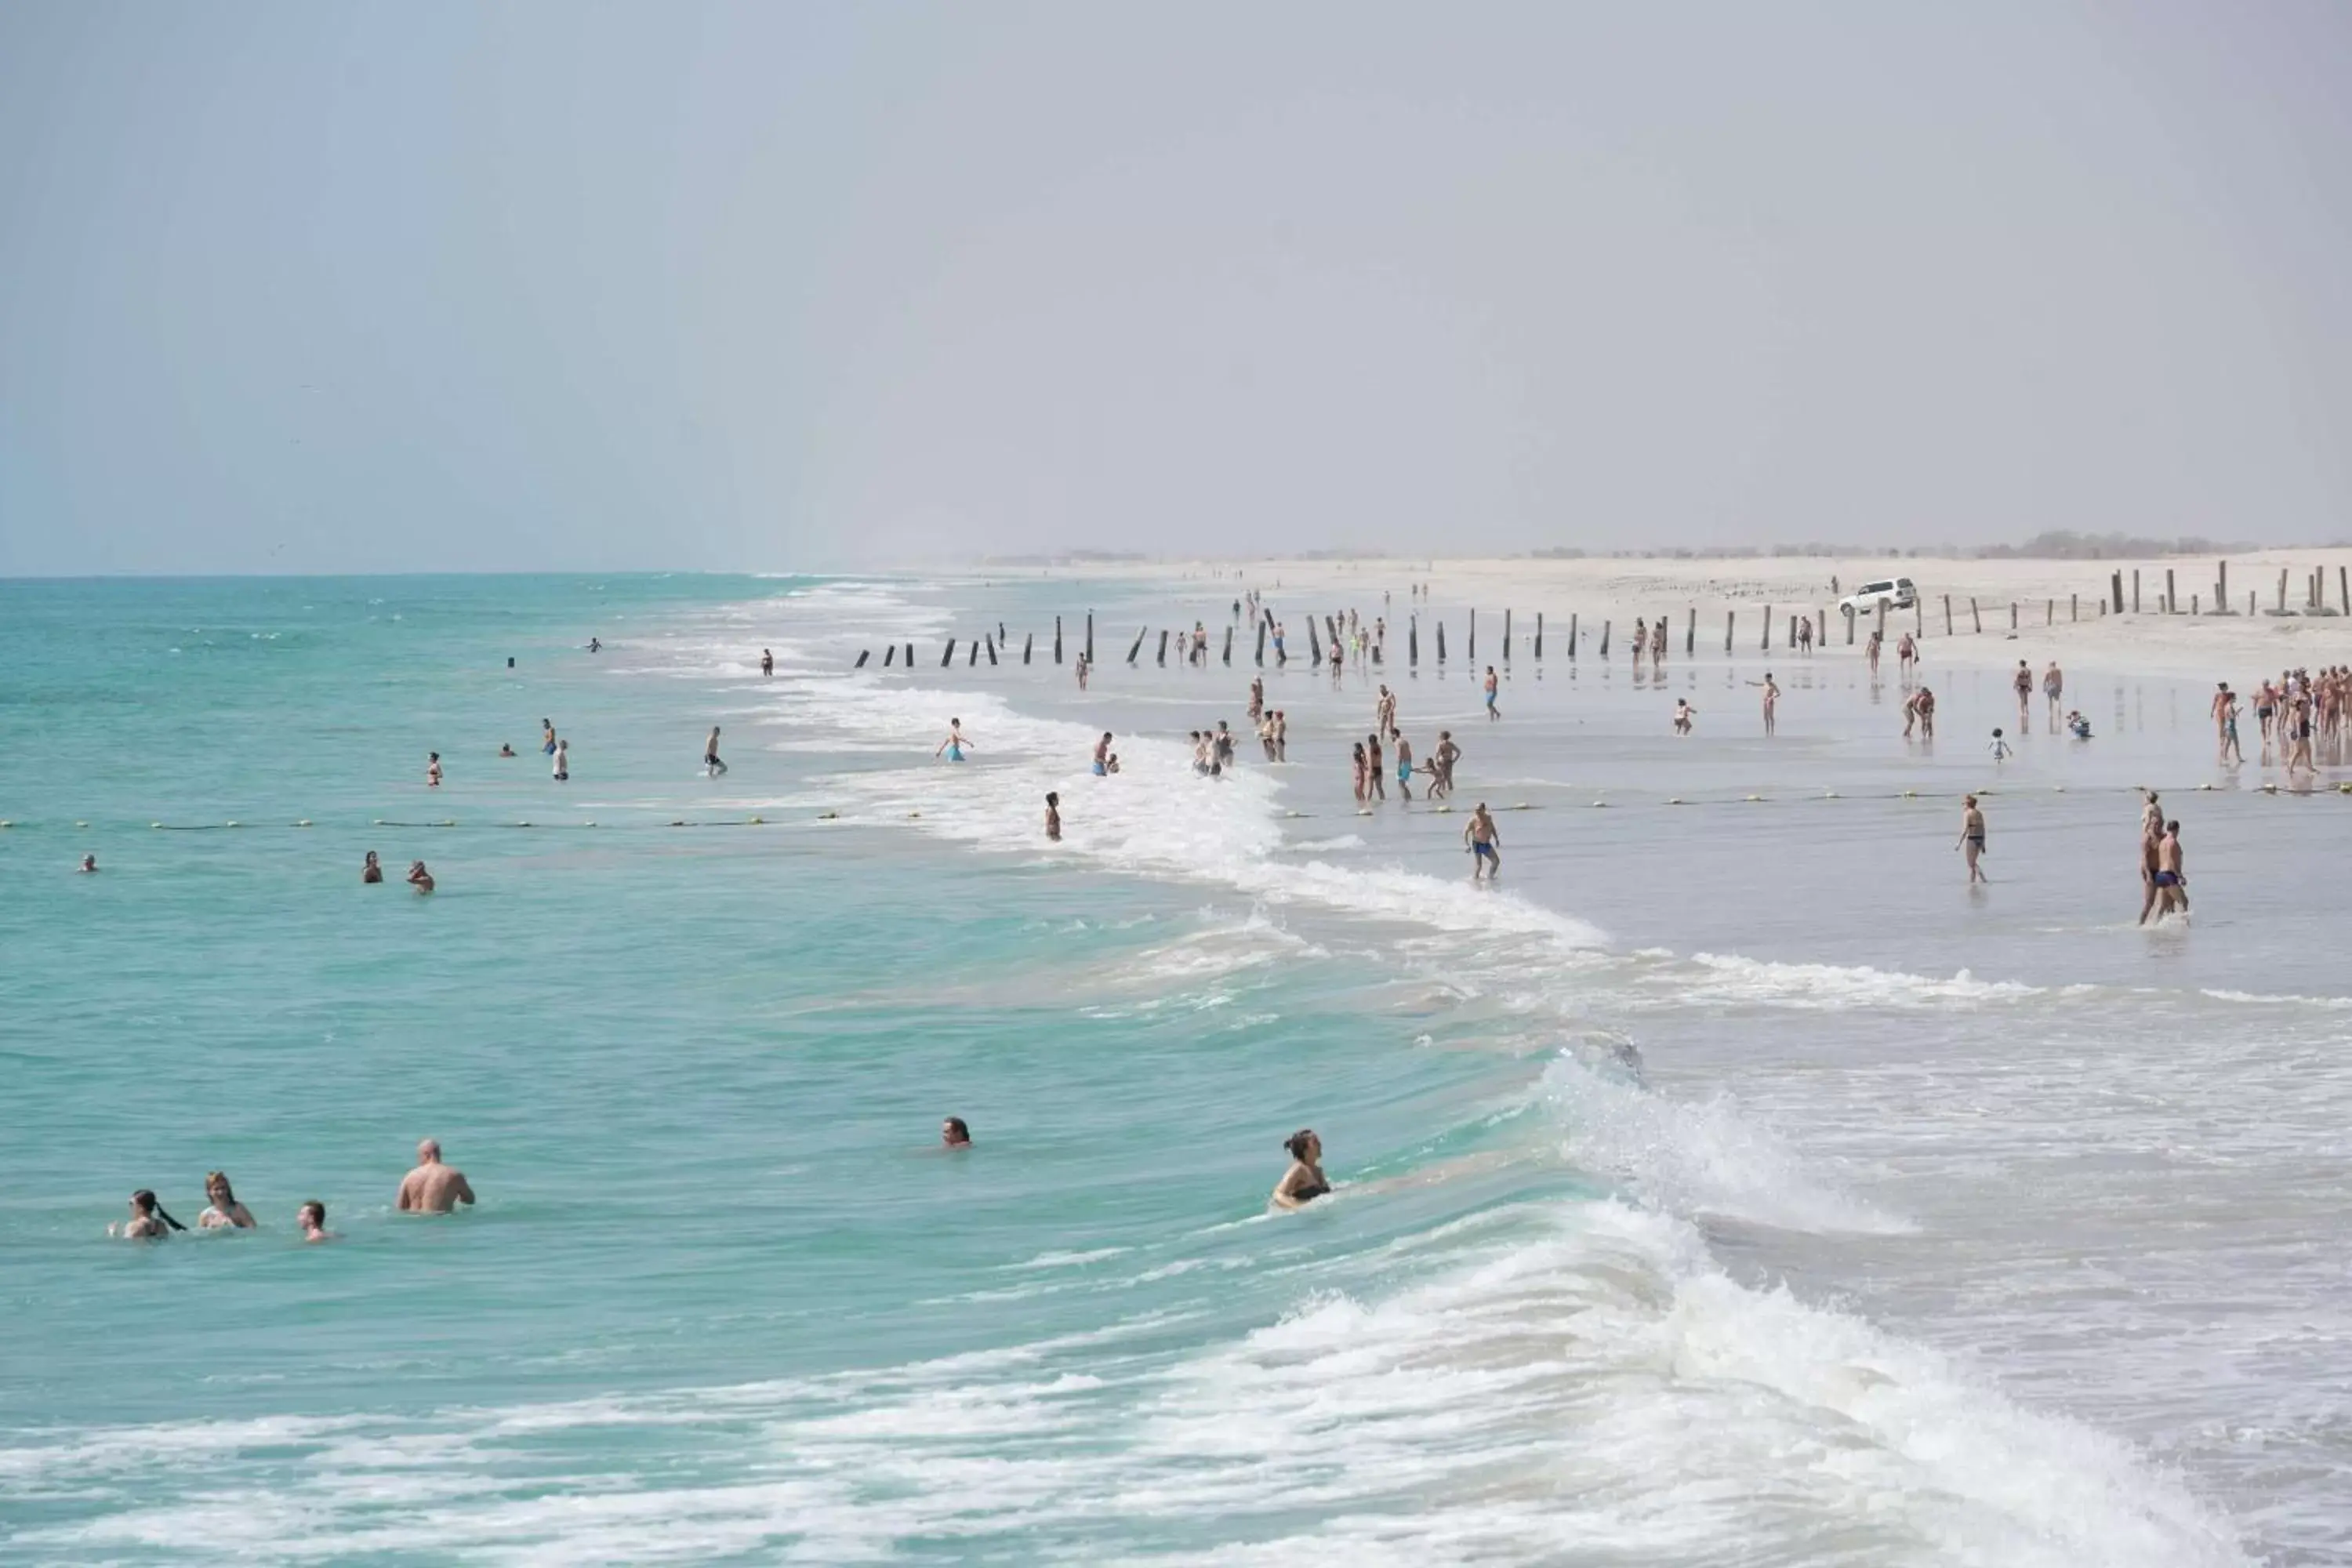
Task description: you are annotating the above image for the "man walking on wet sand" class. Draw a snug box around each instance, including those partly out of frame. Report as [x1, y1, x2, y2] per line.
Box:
[1465, 802, 1501, 882]
[397, 1138, 476, 1213]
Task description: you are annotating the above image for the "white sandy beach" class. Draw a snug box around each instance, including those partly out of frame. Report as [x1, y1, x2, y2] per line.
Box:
[1042, 548, 2352, 682]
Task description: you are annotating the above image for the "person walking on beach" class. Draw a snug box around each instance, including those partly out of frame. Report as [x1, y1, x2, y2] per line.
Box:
[1432, 731, 1460, 799]
[2135, 793, 2165, 924]
[1376, 684, 1396, 735]
[1956, 794, 1988, 883]
[2013, 660, 2034, 723]
[1798, 616, 1814, 656]
[2216, 685, 2244, 765]
[1366, 732, 1385, 800]
[397, 1138, 476, 1214]
[1674, 699, 1696, 735]
[1393, 733, 1414, 800]
[1075, 652, 1090, 691]
[1897, 633, 1918, 681]
[760, 648, 774, 677]
[1483, 666, 1501, 720]
[551, 739, 569, 781]
[1465, 802, 1501, 881]
[1249, 677, 1264, 721]
[1273, 710, 1288, 763]
[1989, 728, 2012, 762]
[1350, 741, 1368, 805]
[426, 752, 443, 788]
[2044, 662, 2064, 726]
[1044, 792, 1061, 842]
[935, 720, 972, 761]
[1271, 1129, 1330, 1210]
[703, 727, 728, 777]
[1915, 686, 1936, 738]
[1867, 628, 1883, 677]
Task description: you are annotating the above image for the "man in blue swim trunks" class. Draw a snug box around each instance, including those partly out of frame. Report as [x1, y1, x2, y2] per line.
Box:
[1093, 732, 1112, 775]
[1464, 802, 1501, 882]
[935, 719, 973, 761]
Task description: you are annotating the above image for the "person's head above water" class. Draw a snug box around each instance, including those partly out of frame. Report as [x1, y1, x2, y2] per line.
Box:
[298, 1200, 326, 1230]
[417, 1138, 442, 1164]
[1283, 1129, 1320, 1163]
[942, 1117, 971, 1147]
[1044, 792, 1058, 808]
[129, 1189, 185, 1230]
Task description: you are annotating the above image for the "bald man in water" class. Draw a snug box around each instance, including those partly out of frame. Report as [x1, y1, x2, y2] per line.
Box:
[396, 1138, 476, 1214]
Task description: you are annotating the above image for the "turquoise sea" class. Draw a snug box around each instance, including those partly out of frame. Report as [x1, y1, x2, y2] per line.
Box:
[3, 572, 2347, 1565]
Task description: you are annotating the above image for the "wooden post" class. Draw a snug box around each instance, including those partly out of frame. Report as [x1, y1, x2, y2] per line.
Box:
[1876, 601, 1887, 641]
[1054, 616, 1063, 663]
[2218, 559, 2228, 609]
[1469, 609, 1477, 662]
[1787, 613, 1795, 648]
[2165, 568, 2176, 613]
[1308, 618, 1322, 664]
[1600, 620, 1611, 657]
[941, 639, 955, 667]
[1944, 594, 1954, 636]
[985, 636, 997, 666]
[1568, 612, 1577, 658]
[1128, 627, 1147, 664]
[1534, 612, 1543, 659]
[1408, 617, 1417, 667]
[1686, 607, 1697, 654]
[1156, 629, 1168, 666]
[2278, 569, 2288, 614]
[1846, 604, 1856, 644]
[968, 637, 979, 667]
[1502, 609, 1511, 663]
[904, 642, 914, 666]
[2340, 565, 2349, 615]
[2010, 601, 2017, 631]
[1761, 607, 1772, 650]
[2249, 590, 2256, 618]
[2111, 572, 2122, 612]
[1254, 619, 1266, 666]
[1085, 613, 1094, 664]
[1724, 609, 1734, 652]
[2132, 570, 2140, 613]
[1023, 633, 1034, 665]
[855, 648, 872, 668]
[2044, 599, 2052, 626]
[884, 644, 895, 667]
[1970, 597, 1981, 633]
[2192, 593, 2199, 615]
[1222, 625, 1233, 665]
[2071, 593, 2078, 622]
[1435, 622, 1446, 662]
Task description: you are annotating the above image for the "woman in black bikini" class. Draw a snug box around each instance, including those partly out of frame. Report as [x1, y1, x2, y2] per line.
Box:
[1272, 1129, 1330, 1210]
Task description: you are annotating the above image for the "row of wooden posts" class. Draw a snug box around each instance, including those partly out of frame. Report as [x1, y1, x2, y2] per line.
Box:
[848, 564, 2352, 670]
[2105, 562, 2351, 619]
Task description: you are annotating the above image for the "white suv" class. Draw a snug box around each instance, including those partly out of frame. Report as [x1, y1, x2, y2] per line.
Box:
[1838, 576, 1917, 616]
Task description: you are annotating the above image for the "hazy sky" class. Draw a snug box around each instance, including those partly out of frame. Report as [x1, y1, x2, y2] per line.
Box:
[2, 2, 2347, 575]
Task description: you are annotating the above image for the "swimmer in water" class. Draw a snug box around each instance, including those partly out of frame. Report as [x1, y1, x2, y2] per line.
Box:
[1044, 791, 1061, 841]
[1106, 753, 1120, 775]
[426, 752, 443, 788]
[588, 637, 601, 652]
[760, 648, 774, 677]
[499, 743, 515, 758]
[396, 1138, 476, 1214]
[935, 719, 973, 761]
[542, 720, 557, 756]
[198, 1171, 256, 1229]
[111, 1188, 185, 1240]
[406, 860, 434, 894]
[78, 855, 98, 873]
[704, 726, 728, 777]
[1093, 733, 1112, 776]
[942, 1116, 972, 1149]
[362, 851, 383, 884]
[1271, 1129, 1330, 1210]
[296, 1200, 337, 1242]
